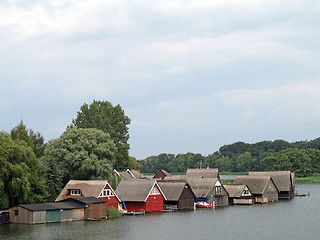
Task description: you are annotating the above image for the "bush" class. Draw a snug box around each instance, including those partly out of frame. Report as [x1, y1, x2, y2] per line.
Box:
[106, 207, 122, 219]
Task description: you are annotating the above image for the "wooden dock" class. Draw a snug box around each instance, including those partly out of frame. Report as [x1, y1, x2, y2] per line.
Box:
[123, 211, 145, 215]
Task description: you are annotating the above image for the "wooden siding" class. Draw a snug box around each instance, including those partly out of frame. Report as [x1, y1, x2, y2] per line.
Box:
[262, 180, 278, 202]
[177, 185, 196, 210]
[72, 209, 84, 221]
[0, 212, 9, 224]
[60, 210, 73, 222]
[85, 203, 106, 220]
[9, 207, 46, 224]
[98, 184, 120, 209]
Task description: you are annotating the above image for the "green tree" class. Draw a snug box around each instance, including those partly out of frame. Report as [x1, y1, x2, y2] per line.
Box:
[0, 132, 48, 209]
[42, 156, 63, 202]
[10, 120, 46, 158]
[45, 128, 116, 184]
[70, 100, 131, 169]
[128, 156, 140, 170]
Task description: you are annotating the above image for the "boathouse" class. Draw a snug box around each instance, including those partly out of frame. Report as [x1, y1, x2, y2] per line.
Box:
[158, 180, 196, 210]
[153, 169, 172, 180]
[56, 180, 121, 209]
[113, 169, 146, 180]
[249, 171, 295, 199]
[116, 180, 166, 212]
[58, 197, 107, 220]
[9, 196, 107, 224]
[224, 184, 254, 205]
[186, 178, 229, 207]
[233, 176, 278, 203]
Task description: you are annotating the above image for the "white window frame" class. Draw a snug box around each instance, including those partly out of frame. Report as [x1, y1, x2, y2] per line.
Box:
[99, 189, 115, 197]
[150, 187, 161, 195]
[71, 189, 81, 196]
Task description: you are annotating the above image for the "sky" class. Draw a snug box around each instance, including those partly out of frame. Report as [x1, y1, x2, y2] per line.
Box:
[0, 0, 319, 160]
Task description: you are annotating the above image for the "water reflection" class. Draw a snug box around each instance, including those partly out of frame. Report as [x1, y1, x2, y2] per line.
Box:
[1, 184, 319, 240]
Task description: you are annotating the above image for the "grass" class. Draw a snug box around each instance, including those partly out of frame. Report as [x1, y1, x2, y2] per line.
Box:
[295, 174, 320, 183]
[221, 179, 235, 185]
[106, 207, 123, 219]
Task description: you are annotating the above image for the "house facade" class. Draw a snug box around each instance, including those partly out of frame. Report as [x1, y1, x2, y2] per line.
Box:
[224, 184, 254, 205]
[158, 181, 196, 210]
[55, 180, 121, 209]
[186, 178, 229, 207]
[153, 169, 172, 180]
[116, 180, 166, 212]
[249, 171, 295, 199]
[234, 176, 278, 203]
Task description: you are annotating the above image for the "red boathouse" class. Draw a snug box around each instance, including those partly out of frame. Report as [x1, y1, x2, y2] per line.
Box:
[116, 180, 166, 212]
[55, 180, 121, 209]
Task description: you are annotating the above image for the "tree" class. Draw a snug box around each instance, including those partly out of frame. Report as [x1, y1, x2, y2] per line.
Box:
[45, 128, 117, 184]
[0, 132, 48, 209]
[70, 100, 131, 169]
[10, 120, 46, 158]
[42, 156, 63, 202]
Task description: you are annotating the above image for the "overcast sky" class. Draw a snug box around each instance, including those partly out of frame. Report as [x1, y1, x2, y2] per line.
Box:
[1, 0, 319, 159]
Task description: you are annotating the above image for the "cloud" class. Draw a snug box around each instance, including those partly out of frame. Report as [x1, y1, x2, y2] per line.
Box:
[0, 0, 319, 159]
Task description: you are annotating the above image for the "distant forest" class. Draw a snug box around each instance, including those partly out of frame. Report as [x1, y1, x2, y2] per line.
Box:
[138, 138, 320, 177]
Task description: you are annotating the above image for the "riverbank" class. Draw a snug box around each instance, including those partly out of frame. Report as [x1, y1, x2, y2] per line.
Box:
[144, 172, 320, 183]
[295, 174, 320, 183]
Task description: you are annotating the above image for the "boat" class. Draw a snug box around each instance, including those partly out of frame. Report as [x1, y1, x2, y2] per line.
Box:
[196, 201, 212, 208]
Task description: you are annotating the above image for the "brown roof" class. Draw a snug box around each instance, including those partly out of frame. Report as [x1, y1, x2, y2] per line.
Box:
[186, 178, 220, 198]
[55, 180, 109, 202]
[224, 184, 250, 198]
[186, 168, 219, 178]
[233, 176, 275, 194]
[114, 169, 146, 180]
[158, 181, 194, 201]
[153, 169, 172, 179]
[116, 180, 166, 202]
[249, 171, 294, 192]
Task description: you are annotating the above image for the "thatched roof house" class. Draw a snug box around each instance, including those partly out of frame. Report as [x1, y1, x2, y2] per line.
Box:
[186, 168, 220, 179]
[158, 181, 196, 210]
[113, 169, 146, 180]
[224, 184, 253, 205]
[249, 171, 295, 199]
[115, 180, 166, 212]
[233, 176, 278, 203]
[55, 180, 120, 209]
[185, 178, 228, 207]
[153, 169, 172, 180]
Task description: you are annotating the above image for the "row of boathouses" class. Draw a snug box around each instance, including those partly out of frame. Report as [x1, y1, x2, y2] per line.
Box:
[2, 169, 295, 224]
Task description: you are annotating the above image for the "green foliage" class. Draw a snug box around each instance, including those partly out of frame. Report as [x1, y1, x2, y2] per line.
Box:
[106, 207, 122, 219]
[0, 132, 48, 209]
[70, 100, 131, 170]
[139, 138, 320, 177]
[42, 156, 63, 202]
[45, 128, 116, 184]
[10, 120, 46, 158]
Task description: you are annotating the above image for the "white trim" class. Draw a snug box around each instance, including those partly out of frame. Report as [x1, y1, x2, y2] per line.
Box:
[113, 169, 120, 177]
[144, 180, 167, 202]
[70, 189, 81, 196]
[98, 181, 121, 202]
[126, 169, 137, 179]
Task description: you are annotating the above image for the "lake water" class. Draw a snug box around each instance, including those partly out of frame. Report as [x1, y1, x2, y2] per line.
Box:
[1, 184, 319, 240]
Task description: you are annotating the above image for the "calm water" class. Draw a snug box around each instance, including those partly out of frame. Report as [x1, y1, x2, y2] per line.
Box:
[1, 184, 319, 240]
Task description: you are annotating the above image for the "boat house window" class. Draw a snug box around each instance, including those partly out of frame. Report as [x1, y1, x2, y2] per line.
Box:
[71, 189, 81, 196]
[150, 187, 161, 195]
[100, 189, 114, 197]
[215, 186, 221, 195]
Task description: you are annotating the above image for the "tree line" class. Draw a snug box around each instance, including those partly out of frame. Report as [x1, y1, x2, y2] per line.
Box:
[138, 139, 320, 177]
[0, 100, 138, 209]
